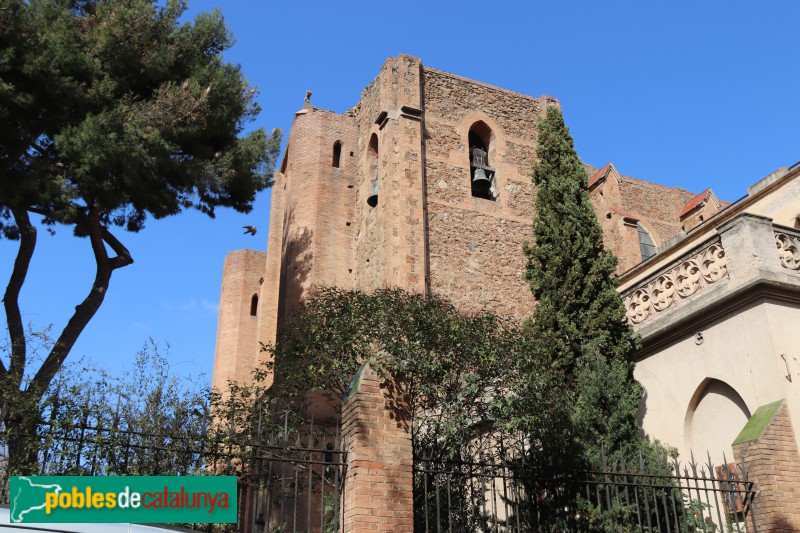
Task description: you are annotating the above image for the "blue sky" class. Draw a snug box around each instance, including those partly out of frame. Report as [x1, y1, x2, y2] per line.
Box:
[2, 1, 799, 384]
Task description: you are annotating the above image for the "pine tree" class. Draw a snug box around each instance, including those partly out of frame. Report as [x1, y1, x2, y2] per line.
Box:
[523, 105, 642, 462]
[0, 0, 280, 473]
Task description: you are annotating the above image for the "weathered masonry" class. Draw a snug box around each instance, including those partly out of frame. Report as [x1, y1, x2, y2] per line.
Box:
[213, 54, 714, 392]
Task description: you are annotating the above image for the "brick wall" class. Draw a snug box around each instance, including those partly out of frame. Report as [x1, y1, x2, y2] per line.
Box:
[215, 54, 712, 389]
[350, 55, 426, 293]
[274, 107, 358, 329]
[341, 365, 414, 533]
[211, 249, 267, 392]
[619, 177, 692, 245]
[733, 400, 800, 531]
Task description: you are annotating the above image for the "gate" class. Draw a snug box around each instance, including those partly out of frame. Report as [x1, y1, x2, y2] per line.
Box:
[247, 423, 346, 533]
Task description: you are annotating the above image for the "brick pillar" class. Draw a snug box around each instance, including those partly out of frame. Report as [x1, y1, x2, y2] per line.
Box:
[341, 364, 414, 533]
[732, 399, 800, 531]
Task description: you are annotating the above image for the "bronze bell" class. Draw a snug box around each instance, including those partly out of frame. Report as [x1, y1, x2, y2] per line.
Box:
[471, 146, 488, 168]
[471, 146, 494, 193]
[472, 167, 492, 187]
[367, 175, 378, 207]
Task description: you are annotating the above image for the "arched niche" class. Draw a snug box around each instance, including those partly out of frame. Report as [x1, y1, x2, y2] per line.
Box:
[250, 293, 259, 316]
[468, 121, 496, 200]
[332, 141, 342, 168]
[367, 134, 379, 207]
[684, 378, 751, 464]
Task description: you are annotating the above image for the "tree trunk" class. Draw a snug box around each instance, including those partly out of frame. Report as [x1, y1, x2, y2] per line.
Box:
[1, 206, 133, 476]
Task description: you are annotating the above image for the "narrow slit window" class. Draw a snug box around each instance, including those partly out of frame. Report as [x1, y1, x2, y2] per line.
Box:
[250, 293, 258, 316]
[367, 134, 379, 207]
[332, 141, 342, 168]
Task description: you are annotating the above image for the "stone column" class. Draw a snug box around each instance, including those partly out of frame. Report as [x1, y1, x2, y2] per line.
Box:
[732, 399, 800, 531]
[341, 364, 414, 533]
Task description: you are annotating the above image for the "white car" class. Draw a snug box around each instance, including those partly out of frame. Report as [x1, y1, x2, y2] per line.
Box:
[0, 507, 197, 533]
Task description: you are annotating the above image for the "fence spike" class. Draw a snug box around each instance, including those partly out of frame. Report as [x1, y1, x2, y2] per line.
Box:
[739, 456, 749, 480]
[705, 450, 715, 476]
[709, 458, 718, 483]
[689, 450, 699, 476]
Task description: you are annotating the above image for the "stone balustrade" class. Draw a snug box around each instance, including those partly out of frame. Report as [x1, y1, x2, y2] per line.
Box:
[775, 226, 800, 271]
[624, 240, 729, 325]
[623, 214, 800, 330]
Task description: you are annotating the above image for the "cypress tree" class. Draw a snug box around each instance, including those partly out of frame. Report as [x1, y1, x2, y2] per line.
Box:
[523, 105, 642, 462]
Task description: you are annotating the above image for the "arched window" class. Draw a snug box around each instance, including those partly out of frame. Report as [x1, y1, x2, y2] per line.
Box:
[637, 223, 656, 261]
[332, 141, 342, 168]
[367, 134, 378, 207]
[468, 122, 496, 200]
[250, 293, 258, 316]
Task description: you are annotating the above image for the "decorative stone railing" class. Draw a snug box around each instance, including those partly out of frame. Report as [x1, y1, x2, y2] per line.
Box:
[623, 240, 729, 325]
[775, 228, 800, 270]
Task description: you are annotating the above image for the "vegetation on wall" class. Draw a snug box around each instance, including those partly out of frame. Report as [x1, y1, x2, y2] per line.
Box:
[266, 286, 562, 459]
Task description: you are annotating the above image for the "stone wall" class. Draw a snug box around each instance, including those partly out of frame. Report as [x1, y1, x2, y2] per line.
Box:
[351, 71, 384, 291]
[422, 67, 548, 140]
[427, 203, 535, 319]
[351, 55, 426, 293]
[619, 177, 693, 245]
[420, 67, 546, 317]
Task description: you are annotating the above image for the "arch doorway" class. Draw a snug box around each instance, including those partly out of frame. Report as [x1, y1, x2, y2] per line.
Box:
[684, 379, 751, 466]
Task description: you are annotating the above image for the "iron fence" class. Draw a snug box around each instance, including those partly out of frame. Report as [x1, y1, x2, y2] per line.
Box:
[414, 450, 758, 532]
[0, 417, 346, 533]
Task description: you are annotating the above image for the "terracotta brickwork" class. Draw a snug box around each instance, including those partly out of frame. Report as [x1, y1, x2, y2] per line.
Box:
[341, 365, 414, 533]
[733, 401, 800, 531]
[587, 162, 696, 272]
[212, 249, 267, 389]
[213, 54, 714, 394]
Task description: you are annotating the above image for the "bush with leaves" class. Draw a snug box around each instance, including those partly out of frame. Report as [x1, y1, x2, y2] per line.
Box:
[0, 337, 212, 482]
[265, 287, 563, 461]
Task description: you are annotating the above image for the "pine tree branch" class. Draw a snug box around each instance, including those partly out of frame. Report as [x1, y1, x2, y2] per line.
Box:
[27, 208, 133, 397]
[2, 207, 37, 385]
[101, 226, 134, 270]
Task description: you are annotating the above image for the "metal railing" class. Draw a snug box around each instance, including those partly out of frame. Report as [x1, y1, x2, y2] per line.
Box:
[0, 417, 346, 533]
[414, 450, 758, 532]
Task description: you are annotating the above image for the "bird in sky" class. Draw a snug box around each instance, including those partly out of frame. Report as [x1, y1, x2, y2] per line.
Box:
[243, 225, 257, 235]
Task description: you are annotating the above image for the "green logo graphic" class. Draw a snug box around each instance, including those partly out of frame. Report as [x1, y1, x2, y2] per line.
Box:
[9, 476, 237, 523]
